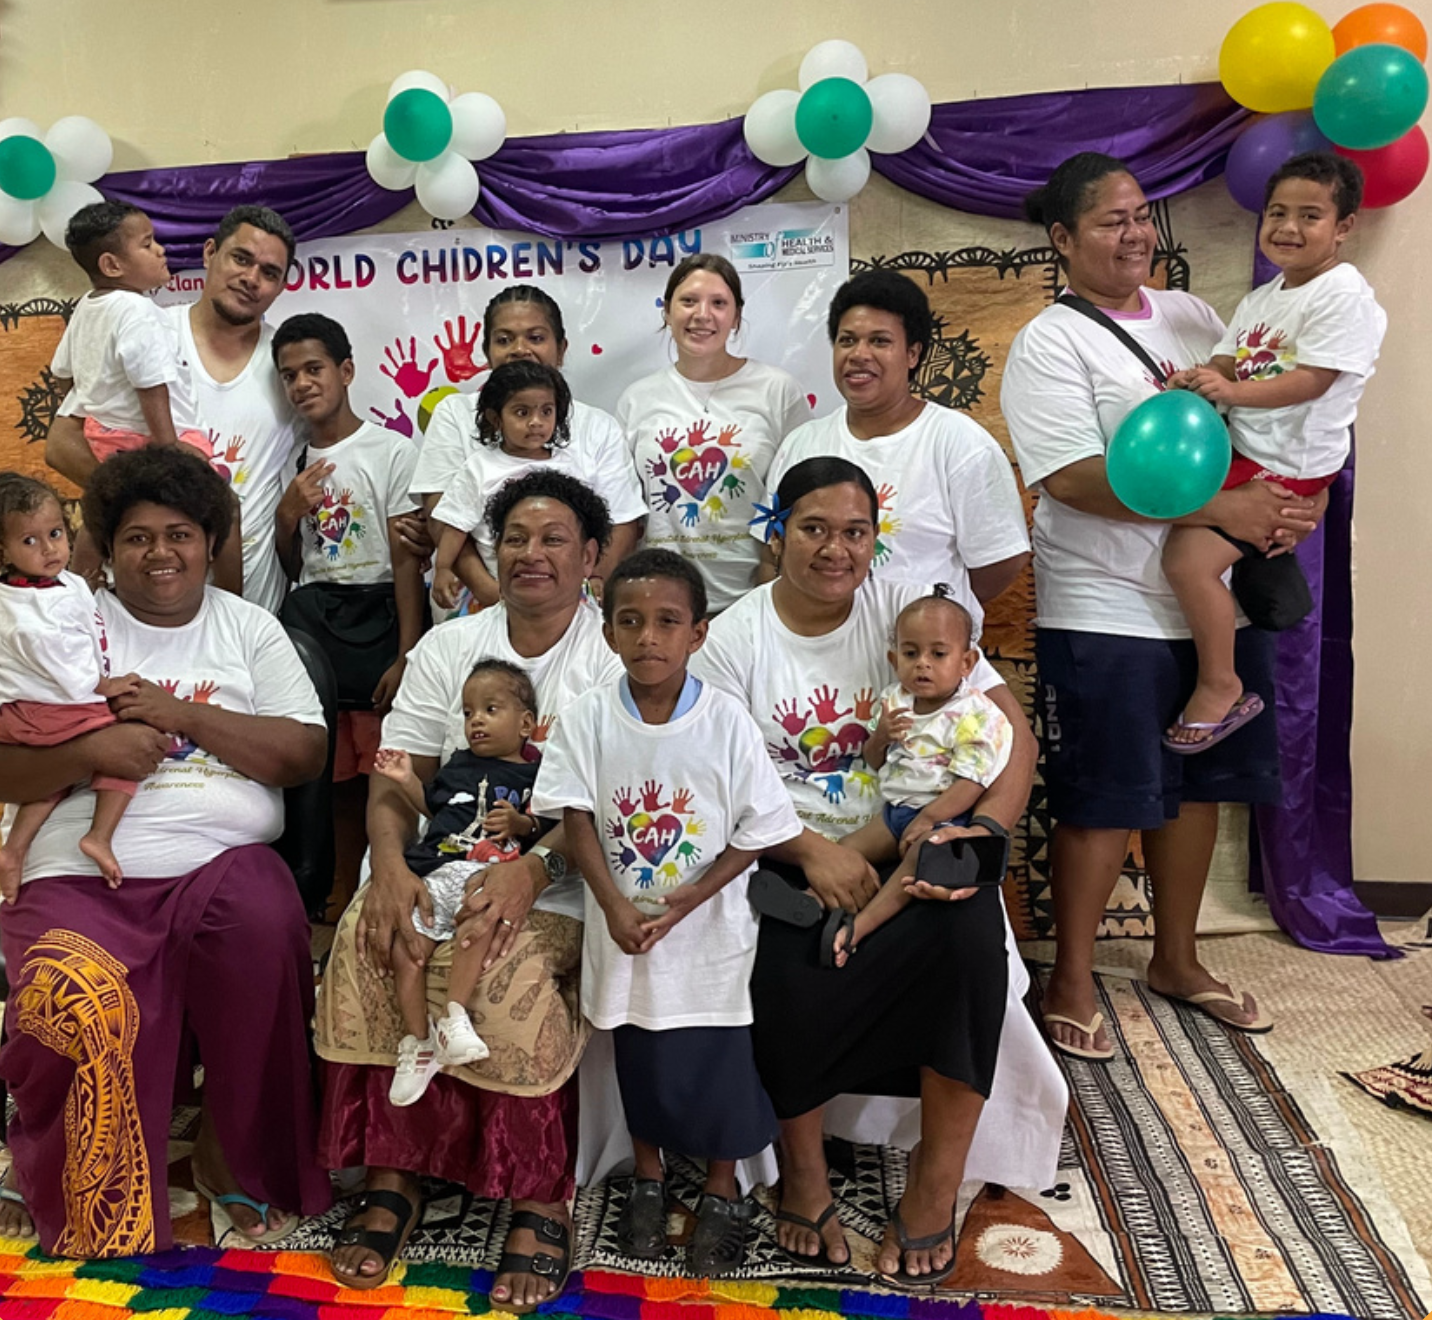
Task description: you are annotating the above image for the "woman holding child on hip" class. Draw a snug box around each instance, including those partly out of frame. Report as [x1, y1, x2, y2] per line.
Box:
[1001, 152, 1334, 1063]
[692, 456, 1065, 1289]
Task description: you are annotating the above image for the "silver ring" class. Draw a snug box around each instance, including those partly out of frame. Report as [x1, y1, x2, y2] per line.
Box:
[499, 917, 515, 928]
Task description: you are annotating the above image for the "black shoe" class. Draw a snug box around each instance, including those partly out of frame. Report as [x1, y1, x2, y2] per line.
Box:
[687, 1193, 751, 1277]
[615, 1178, 667, 1258]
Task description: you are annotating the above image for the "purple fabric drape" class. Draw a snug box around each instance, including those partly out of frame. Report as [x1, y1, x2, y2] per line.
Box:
[0, 80, 1384, 952]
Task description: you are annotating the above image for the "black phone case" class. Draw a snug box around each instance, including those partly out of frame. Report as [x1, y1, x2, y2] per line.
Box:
[913, 833, 1011, 889]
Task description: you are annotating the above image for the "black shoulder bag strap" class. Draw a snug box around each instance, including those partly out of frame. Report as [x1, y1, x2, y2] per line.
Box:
[1056, 291, 1168, 387]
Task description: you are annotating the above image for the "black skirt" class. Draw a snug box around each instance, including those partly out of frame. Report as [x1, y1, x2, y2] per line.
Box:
[750, 878, 1008, 1120]
[612, 1024, 779, 1161]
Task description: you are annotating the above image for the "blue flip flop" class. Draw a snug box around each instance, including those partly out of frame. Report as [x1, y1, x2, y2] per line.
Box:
[193, 1174, 298, 1245]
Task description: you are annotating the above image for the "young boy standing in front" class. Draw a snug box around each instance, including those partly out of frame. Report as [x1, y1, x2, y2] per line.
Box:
[273, 313, 425, 910]
[532, 549, 799, 1276]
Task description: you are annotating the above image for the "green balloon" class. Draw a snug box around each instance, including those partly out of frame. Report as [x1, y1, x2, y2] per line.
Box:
[1313, 44, 1429, 151]
[1106, 390, 1231, 520]
[795, 77, 873, 160]
[383, 88, 453, 163]
[0, 134, 57, 201]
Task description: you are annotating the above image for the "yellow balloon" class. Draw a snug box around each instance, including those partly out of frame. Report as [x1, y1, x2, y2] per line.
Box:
[1220, 2, 1336, 112]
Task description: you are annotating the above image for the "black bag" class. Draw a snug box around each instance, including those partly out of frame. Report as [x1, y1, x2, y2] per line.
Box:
[279, 582, 400, 710]
[1059, 291, 1314, 632]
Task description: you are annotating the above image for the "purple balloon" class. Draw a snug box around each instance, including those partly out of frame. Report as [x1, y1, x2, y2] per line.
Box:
[1225, 112, 1334, 212]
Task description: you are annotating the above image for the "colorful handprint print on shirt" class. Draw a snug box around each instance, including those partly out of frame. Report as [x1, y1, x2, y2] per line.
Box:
[606, 780, 707, 893]
[308, 487, 369, 561]
[1233, 322, 1296, 381]
[767, 685, 878, 805]
[645, 419, 749, 528]
[156, 678, 220, 764]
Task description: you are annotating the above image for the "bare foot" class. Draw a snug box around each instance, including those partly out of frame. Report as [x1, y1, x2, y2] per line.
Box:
[0, 847, 21, 904]
[330, 1168, 420, 1288]
[79, 833, 123, 889]
[490, 1199, 572, 1312]
[0, 1166, 35, 1240]
[1167, 677, 1249, 745]
[774, 1164, 850, 1264]
[1040, 969, 1111, 1056]
[1146, 959, 1261, 1029]
[876, 1145, 954, 1280]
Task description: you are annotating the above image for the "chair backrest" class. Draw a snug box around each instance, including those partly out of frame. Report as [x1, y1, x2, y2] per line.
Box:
[276, 625, 338, 920]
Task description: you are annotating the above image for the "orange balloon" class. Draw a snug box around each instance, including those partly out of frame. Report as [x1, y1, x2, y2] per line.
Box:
[1333, 3, 1429, 61]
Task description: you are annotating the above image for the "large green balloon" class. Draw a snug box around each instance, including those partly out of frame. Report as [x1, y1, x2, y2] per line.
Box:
[0, 135, 57, 201]
[1106, 390, 1231, 519]
[383, 88, 453, 163]
[1313, 43, 1429, 149]
[795, 77, 873, 160]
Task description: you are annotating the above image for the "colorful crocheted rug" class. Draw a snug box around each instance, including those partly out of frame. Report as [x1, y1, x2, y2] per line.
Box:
[0, 1239, 1375, 1320]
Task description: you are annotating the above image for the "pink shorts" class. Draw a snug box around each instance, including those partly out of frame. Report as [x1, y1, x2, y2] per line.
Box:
[1222, 454, 1337, 498]
[84, 417, 215, 463]
[334, 711, 382, 783]
[0, 699, 136, 796]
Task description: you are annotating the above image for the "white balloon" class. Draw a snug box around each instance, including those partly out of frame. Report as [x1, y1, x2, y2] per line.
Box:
[804, 149, 870, 202]
[387, 69, 451, 103]
[0, 195, 39, 246]
[416, 152, 479, 221]
[0, 118, 43, 144]
[39, 180, 104, 248]
[798, 40, 868, 92]
[366, 133, 419, 190]
[743, 89, 805, 167]
[45, 116, 113, 183]
[449, 92, 506, 161]
[865, 74, 932, 155]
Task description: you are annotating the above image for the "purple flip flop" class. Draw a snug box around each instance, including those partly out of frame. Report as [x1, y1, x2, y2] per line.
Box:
[1163, 692, 1265, 755]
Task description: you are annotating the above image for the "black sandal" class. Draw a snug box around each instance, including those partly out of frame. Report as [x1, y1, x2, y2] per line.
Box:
[330, 1186, 423, 1290]
[748, 869, 824, 927]
[492, 1209, 574, 1313]
[878, 1205, 957, 1290]
[687, 1193, 752, 1277]
[819, 908, 856, 968]
[773, 1200, 848, 1269]
[615, 1177, 668, 1258]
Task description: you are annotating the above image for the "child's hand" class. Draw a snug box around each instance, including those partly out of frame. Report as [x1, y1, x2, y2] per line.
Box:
[483, 801, 534, 845]
[97, 672, 142, 700]
[1164, 367, 1199, 390]
[898, 811, 941, 858]
[603, 897, 651, 955]
[639, 883, 706, 946]
[432, 567, 463, 610]
[873, 698, 913, 746]
[1186, 366, 1238, 406]
[279, 462, 334, 521]
[372, 747, 415, 785]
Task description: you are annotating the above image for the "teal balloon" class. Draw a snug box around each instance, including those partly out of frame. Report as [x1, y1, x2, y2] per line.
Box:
[1313, 44, 1429, 150]
[383, 88, 453, 162]
[0, 135, 56, 201]
[795, 77, 873, 160]
[1106, 391, 1231, 519]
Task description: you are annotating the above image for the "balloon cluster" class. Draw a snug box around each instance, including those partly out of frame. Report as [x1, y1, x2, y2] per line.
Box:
[1221, 3, 1429, 210]
[743, 41, 931, 202]
[0, 117, 113, 249]
[366, 71, 506, 222]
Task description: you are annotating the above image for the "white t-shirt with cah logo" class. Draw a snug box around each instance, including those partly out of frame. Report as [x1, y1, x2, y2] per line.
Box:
[1216, 262, 1386, 480]
[692, 577, 1004, 840]
[763, 403, 1028, 636]
[379, 598, 623, 919]
[1002, 288, 1226, 639]
[532, 680, 800, 1029]
[17, 588, 325, 884]
[616, 361, 811, 612]
[171, 310, 301, 616]
[296, 422, 418, 586]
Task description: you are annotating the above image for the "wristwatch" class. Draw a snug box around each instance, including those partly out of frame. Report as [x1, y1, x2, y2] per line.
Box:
[531, 844, 568, 884]
[968, 815, 1011, 839]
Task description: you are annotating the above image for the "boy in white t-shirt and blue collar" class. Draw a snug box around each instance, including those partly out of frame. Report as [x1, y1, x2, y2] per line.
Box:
[532, 548, 800, 1277]
[1163, 152, 1385, 753]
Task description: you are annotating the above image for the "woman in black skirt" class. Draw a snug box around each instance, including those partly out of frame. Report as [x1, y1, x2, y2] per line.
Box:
[694, 456, 1064, 1288]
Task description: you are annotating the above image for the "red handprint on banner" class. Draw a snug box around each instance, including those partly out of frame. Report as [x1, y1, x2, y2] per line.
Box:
[380, 337, 438, 399]
[434, 317, 485, 383]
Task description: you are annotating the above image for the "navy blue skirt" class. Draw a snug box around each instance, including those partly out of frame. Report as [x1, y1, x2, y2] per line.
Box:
[612, 1024, 778, 1161]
